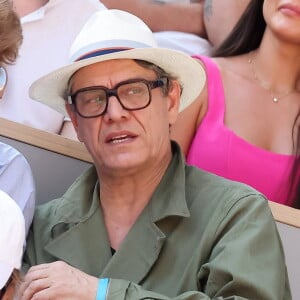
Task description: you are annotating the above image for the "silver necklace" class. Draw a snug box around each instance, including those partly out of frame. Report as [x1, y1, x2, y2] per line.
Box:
[248, 53, 296, 103]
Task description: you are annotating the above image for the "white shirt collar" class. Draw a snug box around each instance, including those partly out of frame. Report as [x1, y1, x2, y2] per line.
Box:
[21, 5, 46, 24]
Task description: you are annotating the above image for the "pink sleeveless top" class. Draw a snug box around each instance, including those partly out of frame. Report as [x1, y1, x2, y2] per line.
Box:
[187, 55, 297, 205]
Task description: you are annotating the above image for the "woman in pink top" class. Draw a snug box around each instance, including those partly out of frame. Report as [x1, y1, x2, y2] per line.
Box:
[171, 0, 300, 207]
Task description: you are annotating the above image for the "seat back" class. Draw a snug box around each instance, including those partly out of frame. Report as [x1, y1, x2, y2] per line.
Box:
[0, 118, 92, 204]
[269, 201, 300, 299]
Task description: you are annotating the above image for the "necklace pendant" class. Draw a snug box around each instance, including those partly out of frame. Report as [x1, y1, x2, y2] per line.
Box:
[273, 97, 278, 103]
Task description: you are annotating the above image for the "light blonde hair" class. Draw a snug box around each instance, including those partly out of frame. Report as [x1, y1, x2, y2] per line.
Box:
[0, 0, 22, 65]
[0, 269, 23, 299]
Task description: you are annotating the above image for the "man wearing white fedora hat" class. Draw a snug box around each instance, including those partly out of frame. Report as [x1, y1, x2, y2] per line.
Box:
[0, 0, 106, 139]
[21, 9, 290, 300]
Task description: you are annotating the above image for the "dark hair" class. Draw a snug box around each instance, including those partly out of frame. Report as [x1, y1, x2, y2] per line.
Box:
[290, 112, 300, 208]
[66, 59, 181, 99]
[213, 0, 300, 208]
[213, 0, 265, 57]
[135, 59, 180, 96]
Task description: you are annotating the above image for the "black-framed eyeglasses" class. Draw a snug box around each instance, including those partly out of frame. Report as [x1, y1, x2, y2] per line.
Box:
[67, 78, 168, 118]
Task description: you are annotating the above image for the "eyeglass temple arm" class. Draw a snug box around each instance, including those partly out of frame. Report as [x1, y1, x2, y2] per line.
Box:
[67, 96, 73, 104]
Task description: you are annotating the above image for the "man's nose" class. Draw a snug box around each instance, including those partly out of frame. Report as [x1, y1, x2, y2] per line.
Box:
[103, 95, 129, 122]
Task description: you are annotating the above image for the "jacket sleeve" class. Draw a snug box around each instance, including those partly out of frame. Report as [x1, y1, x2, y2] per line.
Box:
[22, 200, 59, 272]
[22, 225, 37, 273]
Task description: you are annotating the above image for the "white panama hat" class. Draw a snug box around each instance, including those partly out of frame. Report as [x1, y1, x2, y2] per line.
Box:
[0, 191, 25, 289]
[29, 9, 206, 116]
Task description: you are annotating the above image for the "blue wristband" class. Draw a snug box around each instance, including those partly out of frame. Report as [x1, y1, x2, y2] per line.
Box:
[95, 278, 109, 300]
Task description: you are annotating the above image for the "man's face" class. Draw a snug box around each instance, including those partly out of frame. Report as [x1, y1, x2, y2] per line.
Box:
[66, 59, 181, 176]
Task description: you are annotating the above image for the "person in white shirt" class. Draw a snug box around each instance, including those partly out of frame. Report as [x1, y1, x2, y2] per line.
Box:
[101, 0, 250, 55]
[0, 0, 106, 139]
[0, 143, 35, 235]
[0, 0, 35, 235]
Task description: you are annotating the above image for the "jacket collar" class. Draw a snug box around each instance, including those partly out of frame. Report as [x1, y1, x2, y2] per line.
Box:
[44, 142, 190, 281]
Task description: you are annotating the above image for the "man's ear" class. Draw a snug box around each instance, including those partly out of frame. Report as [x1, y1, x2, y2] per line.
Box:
[65, 103, 79, 130]
[167, 80, 181, 126]
[65, 104, 85, 142]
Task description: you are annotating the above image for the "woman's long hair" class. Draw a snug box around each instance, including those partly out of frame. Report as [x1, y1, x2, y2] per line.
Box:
[213, 0, 300, 207]
[291, 112, 300, 208]
[213, 0, 265, 57]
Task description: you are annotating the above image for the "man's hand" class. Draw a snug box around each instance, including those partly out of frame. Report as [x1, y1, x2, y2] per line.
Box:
[19, 261, 98, 300]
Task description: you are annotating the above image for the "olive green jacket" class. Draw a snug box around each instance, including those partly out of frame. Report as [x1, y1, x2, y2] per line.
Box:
[24, 144, 291, 299]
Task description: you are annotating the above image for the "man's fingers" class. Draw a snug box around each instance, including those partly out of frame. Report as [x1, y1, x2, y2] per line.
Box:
[20, 277, 51, 300]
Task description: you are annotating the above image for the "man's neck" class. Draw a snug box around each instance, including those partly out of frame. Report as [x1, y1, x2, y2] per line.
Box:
[13, 0, 49, 18]
[97, 146, 173, 249]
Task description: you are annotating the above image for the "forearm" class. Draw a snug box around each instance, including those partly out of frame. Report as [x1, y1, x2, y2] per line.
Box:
[101, 0, 206, 37]
[151, 2, 205, 36]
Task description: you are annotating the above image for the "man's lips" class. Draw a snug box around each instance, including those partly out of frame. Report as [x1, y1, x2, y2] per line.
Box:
[105, 132, 137, 144]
